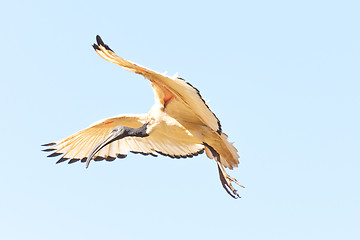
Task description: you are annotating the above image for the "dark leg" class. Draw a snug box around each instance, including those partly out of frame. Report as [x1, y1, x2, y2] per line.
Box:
[85, 124, 148, 168]
[206, 144, 244, 199]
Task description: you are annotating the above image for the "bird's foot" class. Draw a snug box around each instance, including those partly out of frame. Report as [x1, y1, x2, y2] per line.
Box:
[217, 161, 244, 199]
[225, 175, 245, 198]
[226, 175, 245, 189]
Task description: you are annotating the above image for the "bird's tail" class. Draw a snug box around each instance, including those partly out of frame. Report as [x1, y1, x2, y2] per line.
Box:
[204, 132, 239, 169]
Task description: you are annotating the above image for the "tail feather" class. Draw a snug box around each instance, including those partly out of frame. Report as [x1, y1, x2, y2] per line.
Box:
[204, 131, 239, 169]
[220, 132, 239, 169]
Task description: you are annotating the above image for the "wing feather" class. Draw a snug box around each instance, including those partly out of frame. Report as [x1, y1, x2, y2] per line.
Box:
[93, 35, 221, 133]
[43, 114, 204, 164]
[118, 139, 129, 155]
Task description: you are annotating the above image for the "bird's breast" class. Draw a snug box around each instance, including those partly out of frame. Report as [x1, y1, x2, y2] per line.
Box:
[146, 107, 200, 144]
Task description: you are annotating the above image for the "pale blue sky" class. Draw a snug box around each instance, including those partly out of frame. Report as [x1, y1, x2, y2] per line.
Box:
[1, 0, 359, 239]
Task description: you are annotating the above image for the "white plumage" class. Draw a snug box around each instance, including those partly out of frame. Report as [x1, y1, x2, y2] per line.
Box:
[43, 36, 243, 198]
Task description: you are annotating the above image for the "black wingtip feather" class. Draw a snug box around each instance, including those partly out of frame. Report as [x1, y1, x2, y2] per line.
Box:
[68, 158, 80, 164]
[95, 35, 113, 51]
[131, 151, 154, 156]
[47, 152, 63, 158]
[96, 35, 103, 45]
[104, 44, 112, 51]
[56, 157, 69, 164]
[42, 142, 56, 147]
[155, 148, 204, 159]
[92, 44, 100, 51]
[42, 148, 56, 152]
[94, 156, 105, 161]
[106, 156, 116, 162]
[197, 149, 205, 155]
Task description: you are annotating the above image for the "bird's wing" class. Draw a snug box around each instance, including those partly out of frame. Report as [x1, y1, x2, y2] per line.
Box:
[93, 35, 221, 133]
[42, 114, 204, 164]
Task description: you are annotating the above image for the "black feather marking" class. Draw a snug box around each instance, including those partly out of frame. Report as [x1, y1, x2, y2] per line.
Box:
[81, 157, 87, 163]
[104, 44, 112, 51]
[95, 35, 113, 52]
[42, 148, 56, 152]
[131, 151, 154, 156]
[42, 142, 56, 147]
[68, 158, 80, 164]
[155, 151, 175, 159]
[106, 156, 116, 161]
[195, 149, 204, 155]
[47, 152, 63, 158]
[94, 156, 105, 161]
[56, 157, 69, 164]
[117, 154, 127, 159]
[96, 35, 104, 45]
[92, 44, 100, 51]
[155, 148, 204, 159]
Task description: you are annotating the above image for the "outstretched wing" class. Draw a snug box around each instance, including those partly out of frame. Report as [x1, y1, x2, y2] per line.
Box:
[42, 114, 204, 164]
[93, 35, 221, 133]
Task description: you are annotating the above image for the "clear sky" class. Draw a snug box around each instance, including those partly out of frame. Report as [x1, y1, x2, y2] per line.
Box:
[1, 0, 359, 239]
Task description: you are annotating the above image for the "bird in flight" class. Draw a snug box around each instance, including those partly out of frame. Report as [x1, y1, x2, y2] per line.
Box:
[42, 35, 244, 198]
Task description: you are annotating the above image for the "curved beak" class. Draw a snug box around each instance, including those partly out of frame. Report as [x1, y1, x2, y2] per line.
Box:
[85, 124, 148, 168]
[85, 129, 124, 168]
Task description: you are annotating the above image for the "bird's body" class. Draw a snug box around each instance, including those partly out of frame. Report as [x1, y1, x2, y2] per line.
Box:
[43, 36, 243, 198]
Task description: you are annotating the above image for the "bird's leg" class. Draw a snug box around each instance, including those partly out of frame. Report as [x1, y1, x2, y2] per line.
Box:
[206, 144, 244, 199]
[216, 161, 245, 198]
[85, 123, 148, 168]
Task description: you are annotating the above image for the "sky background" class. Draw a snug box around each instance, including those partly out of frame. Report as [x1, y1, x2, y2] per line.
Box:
[1, 0, 359, 239]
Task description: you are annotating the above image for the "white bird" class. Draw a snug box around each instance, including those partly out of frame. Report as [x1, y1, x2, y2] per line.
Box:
[43, 35, 244, 198]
